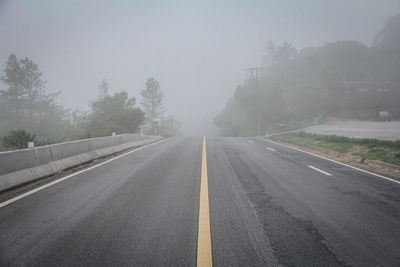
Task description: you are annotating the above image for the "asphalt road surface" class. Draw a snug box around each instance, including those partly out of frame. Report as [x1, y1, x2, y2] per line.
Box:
[1, 137, 400, 266]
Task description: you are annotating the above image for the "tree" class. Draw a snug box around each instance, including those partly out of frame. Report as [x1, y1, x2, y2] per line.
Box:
[98, 78, 109, 98]
[372, 13, 400, 86]
[373, 13, 400, 53]
[216, 33, 399, 135]
[214, 97, 254, 136]
[19, 57, 46, 119]
[87, 91, 145, 137]
[1, 54, 23, 114]
[263, 41, 297, 68]
[0, 54, 71, 142]
[1, 54, 60, 121]
[140, 78, 165, 122]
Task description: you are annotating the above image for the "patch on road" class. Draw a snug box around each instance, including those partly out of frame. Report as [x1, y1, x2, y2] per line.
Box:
[225, 149, 349, 266]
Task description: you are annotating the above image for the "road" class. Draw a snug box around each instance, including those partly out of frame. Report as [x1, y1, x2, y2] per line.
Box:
[302, 120, 400, 140]
[1, 137, 400, 266]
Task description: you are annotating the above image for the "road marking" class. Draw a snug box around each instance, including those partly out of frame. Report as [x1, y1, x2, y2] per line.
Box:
[197, 136, 213, 267]
[308, 165, 332, 176]
[258, 137, 400, 185]
[248, 140, 253, 144]
[265, 147, 276, 151]
[0, 138, 168, 209]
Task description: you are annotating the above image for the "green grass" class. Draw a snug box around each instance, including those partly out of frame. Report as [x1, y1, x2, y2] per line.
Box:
[271, 132, 400, 166]
[353, 149, 400, 166]
[272, 132, 355, 153]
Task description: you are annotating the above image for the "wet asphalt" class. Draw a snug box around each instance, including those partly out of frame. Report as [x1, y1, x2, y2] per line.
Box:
[1, 136, 399, 266]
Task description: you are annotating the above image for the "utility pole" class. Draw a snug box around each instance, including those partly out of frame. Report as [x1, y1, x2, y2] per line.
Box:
[245, 66, 263, 135]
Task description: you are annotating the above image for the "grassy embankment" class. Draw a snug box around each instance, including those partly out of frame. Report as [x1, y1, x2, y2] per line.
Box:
[271, 132, 400, 166]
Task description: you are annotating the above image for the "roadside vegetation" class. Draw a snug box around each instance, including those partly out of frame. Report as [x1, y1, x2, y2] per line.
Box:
[0, 129, 36, 149]
[215, 13, 400, 136]
[0, 56, 180, 150]
[272, 132, 400, 166]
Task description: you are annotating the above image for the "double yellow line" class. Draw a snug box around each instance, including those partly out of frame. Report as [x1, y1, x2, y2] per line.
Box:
[197, 136, 213, 267]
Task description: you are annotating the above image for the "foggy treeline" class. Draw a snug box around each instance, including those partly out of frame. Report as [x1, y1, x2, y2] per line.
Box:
[215, 13, 400, 136]
[0, 57, 179, 150]
[1, 4, 399, 143]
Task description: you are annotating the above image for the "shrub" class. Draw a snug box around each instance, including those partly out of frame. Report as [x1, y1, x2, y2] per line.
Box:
[1, 130, 36, 149]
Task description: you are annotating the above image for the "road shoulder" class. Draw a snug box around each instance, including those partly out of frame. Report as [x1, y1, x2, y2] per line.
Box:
[265, 137, 400, 182]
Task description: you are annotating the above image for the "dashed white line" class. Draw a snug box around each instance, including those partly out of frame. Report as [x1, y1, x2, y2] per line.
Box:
[265, 147, 276, 151]
[258, 137, 400, 185]
[308, 165, 332, 176]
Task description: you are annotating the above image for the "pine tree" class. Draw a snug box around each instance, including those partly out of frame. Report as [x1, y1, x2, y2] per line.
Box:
[1, 54, 23, 114]
[19, 57, 46, 119]
[140, 78, 165, 122]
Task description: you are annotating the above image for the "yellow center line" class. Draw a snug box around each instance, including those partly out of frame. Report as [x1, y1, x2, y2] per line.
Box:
[197, 136, 213, 267]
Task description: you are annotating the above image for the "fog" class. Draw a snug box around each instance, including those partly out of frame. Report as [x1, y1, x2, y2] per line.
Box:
[0, 0, 399, 136]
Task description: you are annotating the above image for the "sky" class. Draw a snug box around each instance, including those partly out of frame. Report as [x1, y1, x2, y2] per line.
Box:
[0, 0, 399, 134]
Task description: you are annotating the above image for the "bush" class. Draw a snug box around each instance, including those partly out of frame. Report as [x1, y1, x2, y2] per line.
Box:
[1, 129, 36, 149]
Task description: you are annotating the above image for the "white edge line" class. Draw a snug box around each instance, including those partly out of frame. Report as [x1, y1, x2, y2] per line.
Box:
[308, 165, 332, 176]
[257, 137, 400, 185]
[0, 138, 168, 208]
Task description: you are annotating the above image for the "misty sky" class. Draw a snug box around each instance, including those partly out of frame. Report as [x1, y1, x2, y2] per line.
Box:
[0, 0, 399, 134]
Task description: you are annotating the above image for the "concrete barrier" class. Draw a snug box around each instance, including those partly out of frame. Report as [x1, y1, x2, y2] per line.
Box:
[50, 139, 91, 161]
[0, 146, 52, 175]
[0, 134, 162, 192]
